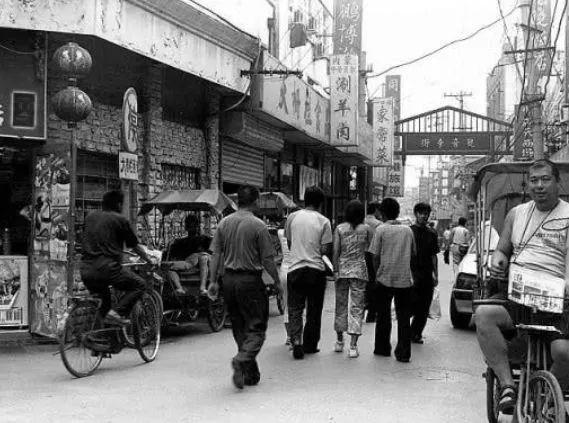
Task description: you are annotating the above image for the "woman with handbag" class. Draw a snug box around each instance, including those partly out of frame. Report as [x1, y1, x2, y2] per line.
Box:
[449, 217, 471, 273]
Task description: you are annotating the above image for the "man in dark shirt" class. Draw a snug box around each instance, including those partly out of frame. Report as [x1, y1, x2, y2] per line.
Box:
[165, 214, 202, 261]
[80, 190, 154, 325]
[410, 202, 439, 344]
[208, 185, 281, 389]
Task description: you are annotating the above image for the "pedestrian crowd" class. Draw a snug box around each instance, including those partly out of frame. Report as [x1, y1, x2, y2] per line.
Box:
[208, 184, 468, 389]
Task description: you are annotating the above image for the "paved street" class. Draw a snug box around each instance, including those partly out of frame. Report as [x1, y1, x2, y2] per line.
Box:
[2, 257, 488, 423]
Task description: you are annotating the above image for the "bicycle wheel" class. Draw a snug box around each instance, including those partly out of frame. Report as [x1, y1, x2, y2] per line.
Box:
[133, 292, 161, 362]
[207, 294, 226, 332]
[518, 370, 566, 423]
[485, 367, 500, 423]
[59, 302, 103, 378]
[149, 288, 163, 325]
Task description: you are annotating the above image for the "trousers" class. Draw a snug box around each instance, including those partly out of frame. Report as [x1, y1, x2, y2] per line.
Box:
[374, 283, 413, 360]
[287, 267, 326, 351]
[224, 271, 269, 371]
[334, 278, 366, 335]
[411, 276, 435, 339]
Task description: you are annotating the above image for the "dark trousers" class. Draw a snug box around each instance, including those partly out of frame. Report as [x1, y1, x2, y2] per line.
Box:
[224, 271, 268, 375]
[411, 277, 435, 339]
[287, 267, 326, 351]
[81, 257, 145, 316]
[374, 283, 413, 360]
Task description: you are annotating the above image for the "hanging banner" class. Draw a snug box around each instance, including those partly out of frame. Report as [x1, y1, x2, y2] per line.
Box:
[333, 0, 363, 55]
[330, 54, 359, 146]
[298, 165, 321, 201]
[371, 98, 394, 167]
[385, 75, 404, 197]
[513, 105, 534, 161]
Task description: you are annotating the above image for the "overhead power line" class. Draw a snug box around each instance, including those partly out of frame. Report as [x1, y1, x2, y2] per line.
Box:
[368, 4, 518, 97]
[496, 0, 523, 82]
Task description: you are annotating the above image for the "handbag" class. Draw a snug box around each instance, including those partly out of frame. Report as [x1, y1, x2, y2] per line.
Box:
[428, 287, 441, 320]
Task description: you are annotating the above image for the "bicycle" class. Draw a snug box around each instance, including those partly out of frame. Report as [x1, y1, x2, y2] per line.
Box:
[58, 263, 162, 378]
[479, 295, 567, 423]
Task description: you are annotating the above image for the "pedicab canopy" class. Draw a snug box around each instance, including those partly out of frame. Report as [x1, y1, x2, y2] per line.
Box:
[228, 191, 297, 214]
[467, 161, 569, 235]
[139, 189, 237, 215]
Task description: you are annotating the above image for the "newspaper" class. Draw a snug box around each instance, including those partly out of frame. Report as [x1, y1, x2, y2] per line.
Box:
[508, 263, 565, 314]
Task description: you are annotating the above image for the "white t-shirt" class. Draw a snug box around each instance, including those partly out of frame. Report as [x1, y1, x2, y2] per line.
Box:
[285, 209, 333, 273]
[451, 226, 470, 246]
[511, 199, 569, 279]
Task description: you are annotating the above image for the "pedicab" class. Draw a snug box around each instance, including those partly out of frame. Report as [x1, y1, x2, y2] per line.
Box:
[228, 191, 297, 315]
[139, 189, 237, 332]
[468, 161, 569, 423]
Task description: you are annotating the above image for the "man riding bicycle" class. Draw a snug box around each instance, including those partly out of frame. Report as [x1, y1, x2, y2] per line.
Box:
[475, 159, 569, 415]
[80, 190, 155, 326]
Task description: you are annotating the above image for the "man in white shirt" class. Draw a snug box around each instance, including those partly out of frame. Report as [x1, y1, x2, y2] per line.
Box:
[285, 186, 333, 359]
[364, 202, 382, 230]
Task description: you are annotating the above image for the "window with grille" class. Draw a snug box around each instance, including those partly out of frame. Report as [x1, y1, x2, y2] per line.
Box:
[160, 163, 200, 190]
[75, 151, 120, 251]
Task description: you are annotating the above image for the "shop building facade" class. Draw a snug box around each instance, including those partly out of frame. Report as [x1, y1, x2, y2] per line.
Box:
[0, 0, 258, 337]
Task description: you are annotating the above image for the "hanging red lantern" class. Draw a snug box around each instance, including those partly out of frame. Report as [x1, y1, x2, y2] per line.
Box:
[52, 42, 92, 80]
[52, 86, 92, 122]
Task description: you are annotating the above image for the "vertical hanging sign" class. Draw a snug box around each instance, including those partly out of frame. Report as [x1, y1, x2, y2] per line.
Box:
[385, 75, 404, 197]
[372, 98, 394, 167]
[119, 88, 138, 180]
[333, 0, 363, 55]
[330, 54, 359, 146]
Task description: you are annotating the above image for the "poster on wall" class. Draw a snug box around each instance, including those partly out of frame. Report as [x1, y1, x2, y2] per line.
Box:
[30, 152, 70, 337]
[0, 257, 28, 327]
[372, 98, 394, 167]
[330, 54, 359, 146]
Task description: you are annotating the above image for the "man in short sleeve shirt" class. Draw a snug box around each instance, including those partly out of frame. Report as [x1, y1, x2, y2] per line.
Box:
[410, 202, 439, 344]
[285, 186, 333, 359]
[209, 185, 281, 389]
[81, 190, 153, 326]
[368, 198, 416, 362]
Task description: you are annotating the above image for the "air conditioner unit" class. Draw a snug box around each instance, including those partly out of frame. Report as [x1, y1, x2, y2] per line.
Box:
[313, 42, 323, 59]
[560, 103, 569, 124]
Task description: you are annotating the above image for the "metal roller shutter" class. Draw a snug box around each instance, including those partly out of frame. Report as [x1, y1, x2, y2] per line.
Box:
[222, 139, 264, 187]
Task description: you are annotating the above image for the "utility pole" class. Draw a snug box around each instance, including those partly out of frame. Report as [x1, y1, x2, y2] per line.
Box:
[507, 0, 546, 159]
[565, 0, 569, 146]
[444, 91, 472, 129]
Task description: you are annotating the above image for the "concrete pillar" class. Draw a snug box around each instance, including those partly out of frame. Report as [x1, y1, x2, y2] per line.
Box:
[205, 86, 220, 189]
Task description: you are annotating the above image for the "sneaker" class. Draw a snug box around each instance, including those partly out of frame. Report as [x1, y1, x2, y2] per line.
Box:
[292, 344, 304, 360]
[104, 310, 130, 326]
[231, 359, 245, 389]
[334, 341, 344, 352]
[348, 346, 359, 358]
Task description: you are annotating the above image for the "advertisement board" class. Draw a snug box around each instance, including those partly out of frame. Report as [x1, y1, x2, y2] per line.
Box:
[371, 98, 394, 167]
[0, 256, 28, 327]
[333, 0, 363, 55]
[330, 54, 358, 146]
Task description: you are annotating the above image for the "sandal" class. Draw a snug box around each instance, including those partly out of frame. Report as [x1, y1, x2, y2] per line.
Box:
[497, 384, 517, 415]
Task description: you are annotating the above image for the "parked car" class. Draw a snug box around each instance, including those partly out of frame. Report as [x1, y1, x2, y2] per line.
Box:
[449, 223, 499, 329]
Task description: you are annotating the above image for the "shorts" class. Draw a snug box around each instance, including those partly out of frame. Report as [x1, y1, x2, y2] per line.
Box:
[490, 292, 569, 341]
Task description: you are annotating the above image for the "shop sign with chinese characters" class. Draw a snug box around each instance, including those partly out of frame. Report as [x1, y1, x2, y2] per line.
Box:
[372, 98, 394, 167]
[330, 54, 358, 146]
[122, 87, 138, 153]
[333, 0, 363, 55]
[386, 157, 404, 197]
[404, 132, 492, 155]
[119, 152, 138, 181]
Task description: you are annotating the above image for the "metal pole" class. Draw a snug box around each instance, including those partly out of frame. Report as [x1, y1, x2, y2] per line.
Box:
[566, 2, 569, 146]
[67, 125, 77, 292]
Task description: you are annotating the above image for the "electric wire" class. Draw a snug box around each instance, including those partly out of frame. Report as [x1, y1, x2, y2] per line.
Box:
[496, 0, 523, 82]
[367, 3, 518, 98]
[0, 42, 37, 55]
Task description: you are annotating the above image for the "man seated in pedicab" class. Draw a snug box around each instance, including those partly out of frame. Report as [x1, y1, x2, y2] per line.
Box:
[163, 214, 211, 296]
[474, 159, 569, 416]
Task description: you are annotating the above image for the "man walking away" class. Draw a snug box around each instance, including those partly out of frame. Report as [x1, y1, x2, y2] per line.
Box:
[450, 217, 471, 273]
[368, 198, 415, 362]
[410, 202, 439, 344]
[208, 185, 281, 389]
[286, 186, 333, 359]
[364, 202, 382, 323]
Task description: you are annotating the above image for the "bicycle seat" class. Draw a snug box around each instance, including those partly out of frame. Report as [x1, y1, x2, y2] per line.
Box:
[473, 298, 509, 307]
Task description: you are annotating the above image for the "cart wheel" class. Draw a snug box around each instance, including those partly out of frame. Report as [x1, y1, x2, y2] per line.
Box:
[59, 303, 103, 378]
[276, 292, 285, 315]
[207, 294, 226, 332]
[133, 292, 161, 363]
[485, 367, 500, 423]
[517, 370, 565, 423]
